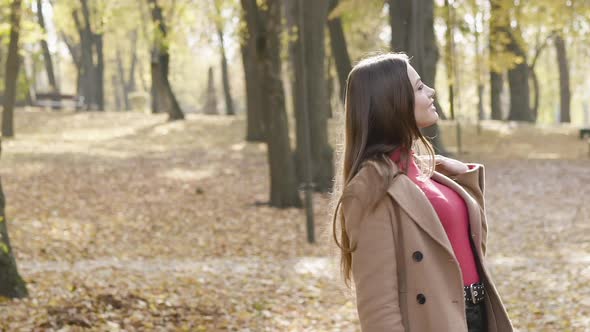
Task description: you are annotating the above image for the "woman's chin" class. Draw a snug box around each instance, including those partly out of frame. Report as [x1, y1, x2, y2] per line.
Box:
[416, 109, 439, 128]
[426, 113, 439, 127]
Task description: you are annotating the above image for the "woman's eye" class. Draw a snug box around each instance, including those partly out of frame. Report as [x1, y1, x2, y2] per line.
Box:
[418, 85, 424, 90]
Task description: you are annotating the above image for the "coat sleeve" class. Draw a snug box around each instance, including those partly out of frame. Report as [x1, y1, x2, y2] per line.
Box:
[342, 195, 405, 332]
[451, 163, 488, 256]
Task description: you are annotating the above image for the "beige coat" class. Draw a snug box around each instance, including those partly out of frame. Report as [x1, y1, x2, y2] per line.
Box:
[341, 159, 513, 332]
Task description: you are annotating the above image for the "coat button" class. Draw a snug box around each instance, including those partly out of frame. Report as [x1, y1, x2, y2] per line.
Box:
[416, 293, 426, 304]
[412, 251, 423, 262]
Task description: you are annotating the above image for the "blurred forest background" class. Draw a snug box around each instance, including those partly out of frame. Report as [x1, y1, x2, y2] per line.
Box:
[0, 0, 588, 330]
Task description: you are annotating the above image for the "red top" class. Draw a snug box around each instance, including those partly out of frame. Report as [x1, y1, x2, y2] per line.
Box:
[390, 148, 480, 286]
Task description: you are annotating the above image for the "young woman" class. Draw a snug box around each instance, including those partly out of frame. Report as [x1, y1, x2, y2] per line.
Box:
[332, 53, 513, 332]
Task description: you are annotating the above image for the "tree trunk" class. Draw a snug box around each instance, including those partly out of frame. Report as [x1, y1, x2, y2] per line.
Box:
[393, 0, 447, 154]
[116, 48, 130, 110]
[148, 0, 185, 120]
[112, 74, 122, 111]
[150, 50, 161, 113]
[127, 31, 138, 94]
[389, 0, 411, 52]
[203, 67, 218, 115]
[0, 175, 28, 298]
[415, 0, 447, 153]
[216, 23, 235, 115]
[507, 63, 532, 121]
[391, 0, 446, 122]
[506, 27, 533, 122]
[73, 9, 94, 110]
[240, 32, 265, 141]
[289, 0, 334, 191]
[23, 55, 35, 106]
[529, 67, 539, 121]
[472, 4, 484, 121]
[296, 0, 334, 192]
[326, 55, 334, 119]
[94, 33, 104, 111]
[286, 0, 305, 180]
[36, 0, 58, 94]
[79, 0, 99, 110]
[490, 72, 503, 120]
[2, 0, 23, 138]
[417, 0, 439, 115]
[241, 0, 301, 208]
[528, 34, 553, 122]
[554, 34, 570, 123]
[137, 1, 151, 93]
[443, 0, 455, 120]
[477, 84, 485, 120]
[61, 33, 83, 100]
[327, 0, 351, 103]
[489, 0, 505, 120]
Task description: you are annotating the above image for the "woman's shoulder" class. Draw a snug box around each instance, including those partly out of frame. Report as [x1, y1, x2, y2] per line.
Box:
[342, 159, 399, 205]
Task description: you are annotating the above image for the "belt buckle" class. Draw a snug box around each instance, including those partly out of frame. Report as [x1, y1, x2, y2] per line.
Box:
[469, 283, 478, 305]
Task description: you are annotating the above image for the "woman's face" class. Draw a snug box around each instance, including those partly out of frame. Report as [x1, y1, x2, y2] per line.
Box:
[406, 64, 438, 128]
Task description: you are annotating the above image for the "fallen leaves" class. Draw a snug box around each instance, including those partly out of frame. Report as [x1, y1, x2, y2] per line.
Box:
[0, 110, 587, 331]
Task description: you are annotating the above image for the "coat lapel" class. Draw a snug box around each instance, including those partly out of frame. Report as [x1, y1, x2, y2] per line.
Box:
[431, 171, 484, 257]
[386, 174, 456, 260]
[382, 161, 484, 260]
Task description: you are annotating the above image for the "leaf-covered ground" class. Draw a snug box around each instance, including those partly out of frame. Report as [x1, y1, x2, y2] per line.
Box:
[0, 109, 588, 331]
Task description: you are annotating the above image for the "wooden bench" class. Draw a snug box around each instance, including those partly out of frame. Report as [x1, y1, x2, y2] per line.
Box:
[33, 93, 85, 110]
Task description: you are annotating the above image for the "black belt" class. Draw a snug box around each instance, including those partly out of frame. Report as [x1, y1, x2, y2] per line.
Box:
[464, 282, 485, 305]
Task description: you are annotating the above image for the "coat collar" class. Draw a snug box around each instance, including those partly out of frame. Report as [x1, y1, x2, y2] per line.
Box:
[431, 170, 483, 256]
[382, 161, 484, 260]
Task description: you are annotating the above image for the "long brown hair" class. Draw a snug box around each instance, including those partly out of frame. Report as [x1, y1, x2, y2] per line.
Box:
[331, 52, 435, 287]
